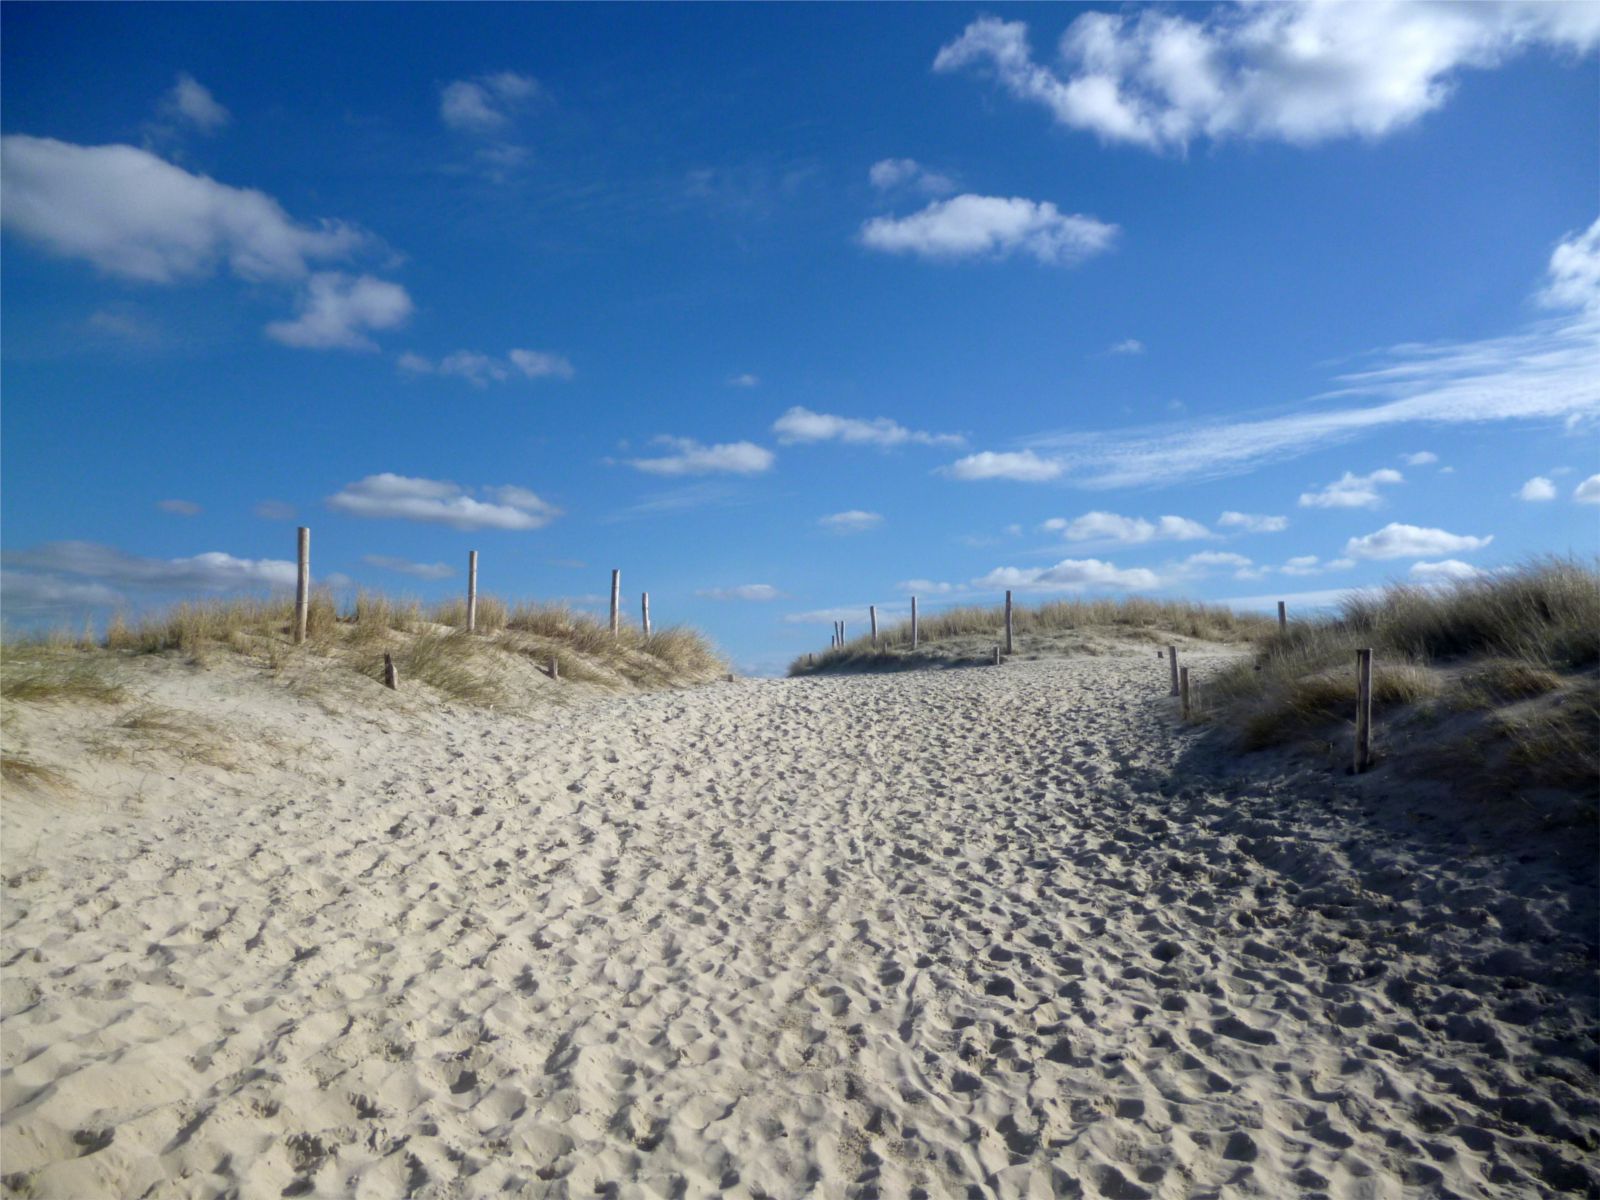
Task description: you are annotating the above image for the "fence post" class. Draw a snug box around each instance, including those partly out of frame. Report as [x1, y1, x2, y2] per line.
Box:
[549, 656, 559, 680]
[841, 620, 847, 645]
[1180, 665, 1191, 720]
[383, 652, 398, 689]
[610, 569, 621, 636]
[993, 645, 1001, 666]
[1278, 600, 1287, 633]
[467, 550, 479, 633]
[294, 526, 310, 644]
[1354, 648, 1373, 773]
[1004, 590, 1013, 656]
[870, 605, 878, 646]
[911, 596, 919, 650]
[1168, 645, 1179, 696]
[641, 592, 651, 637]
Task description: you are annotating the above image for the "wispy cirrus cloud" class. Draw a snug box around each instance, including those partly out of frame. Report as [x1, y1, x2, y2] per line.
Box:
[774, 406, 962, 448]
[327, 474, 560, 531]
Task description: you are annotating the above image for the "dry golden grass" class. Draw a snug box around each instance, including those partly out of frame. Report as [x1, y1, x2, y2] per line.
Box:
[0, 753, 68, 793]
[0, 655, 125, 705]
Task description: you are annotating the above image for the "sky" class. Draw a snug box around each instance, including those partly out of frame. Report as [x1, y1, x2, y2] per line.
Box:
[3, 2, 1598, 674]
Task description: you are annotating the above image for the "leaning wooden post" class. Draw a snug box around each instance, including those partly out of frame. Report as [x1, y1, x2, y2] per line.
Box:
[383, 652, 399, 690]
[870, 605, 878, 646]
[1004, 589, 1014, 656]
[466, 550, 479, 633]
[1167, 645, 1179, 696]
[911, 596, 919, 650]
[609, 569, 620, 636]
[1354, 648, 1373, 774]
[641, 592, 651, 637]
[1277, 600, 1287, 633]
[293, 526, 310, 644]
[1180, 665, 1191, 721]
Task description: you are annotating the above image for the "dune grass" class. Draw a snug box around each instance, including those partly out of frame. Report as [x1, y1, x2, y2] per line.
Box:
[0, 753, 68, 794]
[0, 653, 126, 705]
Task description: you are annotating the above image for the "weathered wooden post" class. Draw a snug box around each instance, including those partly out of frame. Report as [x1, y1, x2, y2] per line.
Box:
[466, 550, 479, 633]
[383, 652, 399, 689]
[870, 605, 878, 646]
[550, 656, 559, 680]
[1167, 645, 1179, 697]
[609, 569, 621, 636]
[840, 620, 847, 645]
[911, 596, 919, 650]
[1180, 665, 1191, 720]
[1278, 600, 1287, 633]
[293, 526, 310, 644]
[993, 645, 1001, 666]
[641, 592, 651, 637]
[1004, 590, 1014, 656]
[1354, 648, 1373, 773]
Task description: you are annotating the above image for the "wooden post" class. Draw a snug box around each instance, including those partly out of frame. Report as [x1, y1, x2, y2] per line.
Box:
[911, 596, 919, 650]
[870, 605, 878, 646]
[1277, 600, 1287, 633]
[1354, 648, 1373, 774]
[293, 526, 309, 644]
[550, 656, 559, 680]
[609, 569, 620, 636]
[840, 620, 847, 645]
[1179, 665, 1191, 720]
[641, 592, 651, 638]
[993, 645, 1001, 666]
[383, 653, 398, 689]
[1004, 590, 1014, 656]
[1168, 645, 1179, 696]
[466, 550, 479, 633]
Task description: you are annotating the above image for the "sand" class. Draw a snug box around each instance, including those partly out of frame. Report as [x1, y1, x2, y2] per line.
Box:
[2, 651, 1596, 1198]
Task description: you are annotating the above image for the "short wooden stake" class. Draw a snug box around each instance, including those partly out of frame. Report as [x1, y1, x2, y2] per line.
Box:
[293, 526, 310, 644]
[1004, 589, 1014, 656]
[1277, 600, 1287, 633]
[549, 656, 559, 680]
[911, 596, 919, 650]
[641, 592, 651, 637]
[466, 550, 479, 633]
[1180, 665, 1191, 720]
[993, 645, 1001, 666]
[1168, 645, 1179, 696]
[1354, 647, 1373, 774]
[870, 605, 878, 646]
[725, 672, 734, 683]
[383, 652, 398, 690]
[609, 569, 620, 636]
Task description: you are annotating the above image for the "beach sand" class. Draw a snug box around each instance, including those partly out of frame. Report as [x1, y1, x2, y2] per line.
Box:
[2, 651, 1595, 1198]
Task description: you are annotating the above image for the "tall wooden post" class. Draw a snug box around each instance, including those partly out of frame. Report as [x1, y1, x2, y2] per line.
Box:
[840, 620, 846, 645]
[1277, 600, 1287, 632]
[641, 592, 651, 637]
[1004, 589, 1014, 657]
[1354, 648, 1373, 774]
[870, 605, 878, 646]
[609, 569, 620, 636]
[466, 550, 479, 633]
[1168, 645, 1179, 696]
[911, 596, 919, 650]
[1180, 666, 1191, 720]
[293, 526, 310, 644]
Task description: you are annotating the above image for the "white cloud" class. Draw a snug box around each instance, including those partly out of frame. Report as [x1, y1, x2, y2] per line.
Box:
[1410, 559, 1485, 582]
[1182, 551, 1252, 569]
[697, 584, 783, 602]
[327, 473, 560, 531]
[976, 557, 1160, 593]
[157, 499, 201, 517]
[440, 72, 537, 133]
[4, 541, 298, 592]
[784, 604, 905, 626]
[1298, 468, 1404, 509]
[266, 272, 413, 351]
[362, 554, 455, 581]
[868, 157, 955, 195]
[253, 500, 296, 520]
[773, 406, 962, 448]
[625, 437, 774, 476]
[1517, 475, 1557, 501]
[1402, 450, 1439, 465]
[943, 450, 1064, 482]
[896, 579, 957, 595]
[727, 372, 761, 388]
[1041, 511, 1212, 543]
[818, 510, 884, 534]
[509, 349, 575, 379]
[1575, 474, 1600, 504]
[1107, 338, 1145, 355]
[1176, 551, 1256, 580]
[1345, 523, 1492, 560]
[161, 73, 230, 133]
[1540, 217, 1600, 314]
[400, 348, 573, 383]
[1218, 511, 1288, 533]
[1281, 555, 1325, 577]
[934, 7, 1600, 151]
[0, 135, 363, 284]
[860, 194, 1117, 266]
[0, 569, 125, 614]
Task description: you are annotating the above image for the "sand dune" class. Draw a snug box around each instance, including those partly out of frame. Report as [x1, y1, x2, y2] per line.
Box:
[2, 652, 1595, 1198]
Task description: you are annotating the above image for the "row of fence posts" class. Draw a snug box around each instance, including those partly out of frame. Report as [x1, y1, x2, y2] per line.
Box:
[820, 589, 1018, 661]
[1165, 599, 1373, 774]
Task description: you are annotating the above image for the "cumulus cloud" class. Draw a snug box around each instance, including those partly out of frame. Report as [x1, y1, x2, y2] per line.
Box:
[1410, 559, 1485, 582]
[266, 272, 413, 351]
[1218, 511, 1288, 533]
[1299, 468, 1404, 509]
[1344, 523, 1491, 560]
[860, 194, 1117, 266]
[1517, 475, 1557, 501]
[1281, 555, 1325, 577]
[773, 406, 962, 448]
[1540, 217, 1600, 314]
[868, 157, 955, 195]
[4, 541, 298, 592]
[361, 554, 455, 581]
[1040, 511, 1212, 543]
[975, 557, 1160, 593]
[327, 473, 560, 531]
[160, 74, 230, 133]
[934, 6, 1600, 151]
[697, 584, 783, 602]
[440, 72, 537, 133]
[1575, 474, 1600, 503]
[1402, 450, 1439, 465]
[818, 510, 884, 534]
[157, 499, 201, 516]
[943, 450, 1064, 482]
[1107, 338, 1145, 355]
[625, 437, 774, 476]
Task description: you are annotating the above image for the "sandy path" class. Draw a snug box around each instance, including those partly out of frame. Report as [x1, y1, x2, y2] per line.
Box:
[2, 656, 1595, 1198]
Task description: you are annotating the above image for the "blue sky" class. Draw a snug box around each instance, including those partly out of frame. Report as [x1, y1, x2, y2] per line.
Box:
[3, 2, 1597, 673]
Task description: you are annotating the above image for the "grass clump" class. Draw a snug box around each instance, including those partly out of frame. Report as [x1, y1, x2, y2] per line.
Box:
[0, 753, 68, 793]
[1, 655, 125, 705]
